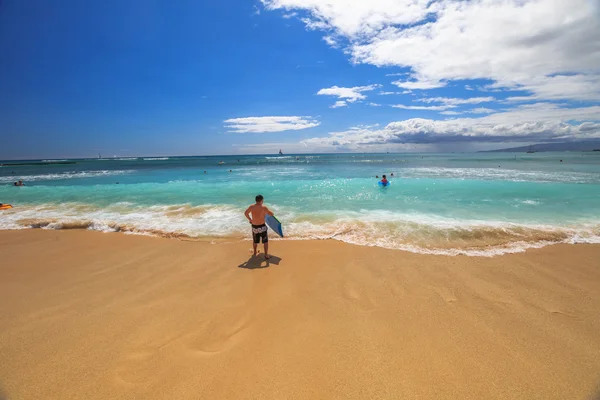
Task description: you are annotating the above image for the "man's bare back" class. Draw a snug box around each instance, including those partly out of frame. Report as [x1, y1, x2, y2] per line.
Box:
[244, 195, 274, 258]
[245, 203, 271, 225]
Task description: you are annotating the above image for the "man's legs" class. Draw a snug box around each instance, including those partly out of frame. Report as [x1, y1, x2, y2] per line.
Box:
[264, 242, 269, 259]
[253, 242, 258, 256]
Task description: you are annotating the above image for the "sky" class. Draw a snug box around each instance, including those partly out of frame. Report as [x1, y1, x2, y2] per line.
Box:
[1, 0, 599, 159]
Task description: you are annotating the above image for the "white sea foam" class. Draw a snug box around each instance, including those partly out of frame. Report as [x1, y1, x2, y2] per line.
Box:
[400, 167, 599, 184]
[143, 157, 169, 161]
[1, 203, 599, 257]
[0, 170, 134, 183]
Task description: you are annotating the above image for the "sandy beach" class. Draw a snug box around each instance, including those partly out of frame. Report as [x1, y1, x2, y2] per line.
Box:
[1, 229, 599, 399]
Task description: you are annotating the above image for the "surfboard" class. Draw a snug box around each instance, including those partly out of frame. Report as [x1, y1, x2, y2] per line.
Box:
[265, 215, 284, 238]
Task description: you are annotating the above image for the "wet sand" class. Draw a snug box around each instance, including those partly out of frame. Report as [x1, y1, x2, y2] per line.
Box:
[1, 229, 599, 399]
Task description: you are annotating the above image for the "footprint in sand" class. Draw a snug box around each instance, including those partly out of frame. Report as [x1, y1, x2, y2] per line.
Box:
[341, 281, 376, 311]
[434, 287, 458, 304]
[114, 349, 161, 386]
[184, 314, 249, 356]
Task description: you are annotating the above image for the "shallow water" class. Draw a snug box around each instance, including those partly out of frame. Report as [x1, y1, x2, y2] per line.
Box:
[1, 152, 599, 255]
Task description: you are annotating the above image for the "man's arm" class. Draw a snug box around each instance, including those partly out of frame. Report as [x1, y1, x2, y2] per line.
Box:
[264, 206, 274, 216]
[244, 207, 252, 224]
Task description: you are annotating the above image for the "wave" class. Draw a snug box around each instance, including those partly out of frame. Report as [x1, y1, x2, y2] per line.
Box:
[1, 203, 599, 256]
[143, 157, 169, 161]
[0, 170, 134, 183]
[399, 167, 600, 184]
[41, 159, 68, 162]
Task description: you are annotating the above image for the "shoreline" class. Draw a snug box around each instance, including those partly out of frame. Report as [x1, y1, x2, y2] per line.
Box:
[0, 224, 598, 257]
[1, 229, 600, 399]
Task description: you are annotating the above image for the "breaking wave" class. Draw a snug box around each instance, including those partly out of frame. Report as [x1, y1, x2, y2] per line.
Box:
[0, 170, 134, 183]
[1, 203, 598, 256]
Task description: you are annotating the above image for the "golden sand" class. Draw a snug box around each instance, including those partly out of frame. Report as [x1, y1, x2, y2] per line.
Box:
[1, 229, 599, 399]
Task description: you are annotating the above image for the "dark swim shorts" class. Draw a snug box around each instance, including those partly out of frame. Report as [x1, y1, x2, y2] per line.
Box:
[252, 224, 268, 244]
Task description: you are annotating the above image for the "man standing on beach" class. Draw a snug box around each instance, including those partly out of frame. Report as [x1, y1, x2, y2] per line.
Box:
[244, 195, 274, 259]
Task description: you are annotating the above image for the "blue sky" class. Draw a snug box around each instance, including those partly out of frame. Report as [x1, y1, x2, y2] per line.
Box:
[1, 0, 599, 159]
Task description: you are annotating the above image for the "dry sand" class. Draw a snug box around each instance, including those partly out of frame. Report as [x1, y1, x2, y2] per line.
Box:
[1, 229, 599, 400]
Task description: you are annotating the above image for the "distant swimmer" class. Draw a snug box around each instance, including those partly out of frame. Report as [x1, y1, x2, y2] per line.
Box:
[229, 169, 232, 172]
[204, 171, 207, 174]
[244, 194, 274, 259]
[390, 173, 394, 177]
[376, 175, 379, 179]
[13, 181, 24, 187]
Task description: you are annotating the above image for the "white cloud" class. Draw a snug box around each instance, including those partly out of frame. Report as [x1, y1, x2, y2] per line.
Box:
[317, 84, 381, 106]
[261, 0, 432, 37]
[440, 111, 462, 116]
[379, 90, 411, 95]
[300, 103, 600, 148]
[418, 97, 495, 106]
[331, 100, 348, 108]
[468, 107, 495, 114]
[263, 0, 600, 102]
[368, 102, 382, 107]
[224, 116, 320, 133]
[393, 78, 446, 90]
[392, 96, 495, 111]
[392, 104, 450, 111]
[323, 35, 338, 47]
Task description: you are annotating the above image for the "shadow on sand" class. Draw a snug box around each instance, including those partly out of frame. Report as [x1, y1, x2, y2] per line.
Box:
[238, 254, 282, 269]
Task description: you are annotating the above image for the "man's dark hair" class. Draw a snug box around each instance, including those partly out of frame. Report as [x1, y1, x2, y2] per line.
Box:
[256, 194, 264, 202]
[382, 175, 387, 178]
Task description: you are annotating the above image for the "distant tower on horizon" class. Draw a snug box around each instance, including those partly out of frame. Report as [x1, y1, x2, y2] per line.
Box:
[279, 149, 283, 155]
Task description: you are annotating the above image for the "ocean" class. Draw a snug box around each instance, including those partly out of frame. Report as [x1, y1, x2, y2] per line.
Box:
[1, 153, 599, 256]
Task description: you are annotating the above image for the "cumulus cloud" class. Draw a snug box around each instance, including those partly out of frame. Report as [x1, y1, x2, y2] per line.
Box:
[317, 84, 381, 106]
[300, 103, 600, 148]
[224, 116, 320, 133]
[262, 0, 600, 102]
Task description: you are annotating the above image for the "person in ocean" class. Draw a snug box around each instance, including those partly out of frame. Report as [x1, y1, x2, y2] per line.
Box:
[380, 175, 389, 186]
[244, 194, 275, 259]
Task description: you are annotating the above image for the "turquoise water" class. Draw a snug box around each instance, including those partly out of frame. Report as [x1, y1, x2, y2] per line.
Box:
[1, 153, 600, 255]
